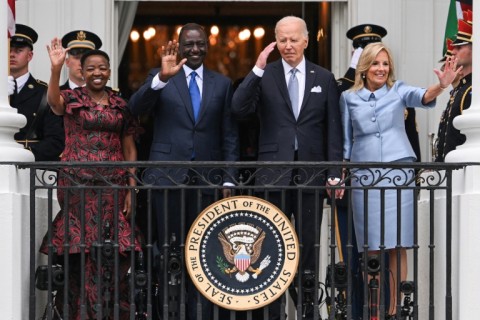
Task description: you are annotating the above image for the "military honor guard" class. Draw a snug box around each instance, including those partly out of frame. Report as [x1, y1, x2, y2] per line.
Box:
[9, 24, 64, 161]
[435, 10, 473, 162]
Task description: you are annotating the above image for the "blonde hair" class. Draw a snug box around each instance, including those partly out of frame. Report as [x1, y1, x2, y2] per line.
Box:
[351, 42, 396, 91]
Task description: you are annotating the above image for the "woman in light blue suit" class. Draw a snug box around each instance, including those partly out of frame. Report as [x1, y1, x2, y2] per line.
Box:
[339, 42, 460, 317]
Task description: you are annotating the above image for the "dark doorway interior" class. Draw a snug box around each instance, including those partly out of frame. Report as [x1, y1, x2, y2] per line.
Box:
[118, 2, 331, 99]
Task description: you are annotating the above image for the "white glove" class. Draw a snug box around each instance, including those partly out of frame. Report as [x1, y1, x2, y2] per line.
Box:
[7, 76, 15, 96]
[350, 47, 364, 69]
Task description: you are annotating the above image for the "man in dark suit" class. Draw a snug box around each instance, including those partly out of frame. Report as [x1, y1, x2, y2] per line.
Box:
[232, 16, 343, 319]
[60, 30, 102, 90]
[9, 24, 64, 161]
[128, 23, 239, 319]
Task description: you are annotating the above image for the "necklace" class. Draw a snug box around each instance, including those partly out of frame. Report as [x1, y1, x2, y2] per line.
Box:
[90, 90, 107, 105]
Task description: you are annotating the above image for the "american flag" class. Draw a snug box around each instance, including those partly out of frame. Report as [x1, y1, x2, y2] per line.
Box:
[7, 0, 15, 38]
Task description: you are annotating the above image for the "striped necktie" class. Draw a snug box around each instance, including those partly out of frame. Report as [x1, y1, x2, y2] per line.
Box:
[288, 68, 299, 119]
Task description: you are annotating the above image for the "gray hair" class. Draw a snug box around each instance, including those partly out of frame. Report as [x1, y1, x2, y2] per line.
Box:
[275, 16, 309, 38]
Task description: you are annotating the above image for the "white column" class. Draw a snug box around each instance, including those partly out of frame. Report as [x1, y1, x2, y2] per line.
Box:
[445, 0, 480, 317]
[0, 2, 34, 162]
[453, 166, 480, 319]
[0, 2, 35, 319]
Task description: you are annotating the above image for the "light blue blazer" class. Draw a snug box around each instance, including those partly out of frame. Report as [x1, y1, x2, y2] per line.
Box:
[340, 81, 435, 162]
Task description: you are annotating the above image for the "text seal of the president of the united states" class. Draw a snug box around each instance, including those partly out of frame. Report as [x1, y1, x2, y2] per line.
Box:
[185, 196, 299, 310]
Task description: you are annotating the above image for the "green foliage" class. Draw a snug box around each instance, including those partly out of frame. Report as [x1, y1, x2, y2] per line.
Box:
[216, 256, 230, 273]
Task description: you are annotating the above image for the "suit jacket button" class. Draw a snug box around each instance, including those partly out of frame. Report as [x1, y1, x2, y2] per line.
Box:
[376, 133, 380, 137]
[371, 117, 376, 122]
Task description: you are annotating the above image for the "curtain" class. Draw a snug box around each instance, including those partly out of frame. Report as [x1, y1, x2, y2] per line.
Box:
[117, 1, 138, 62]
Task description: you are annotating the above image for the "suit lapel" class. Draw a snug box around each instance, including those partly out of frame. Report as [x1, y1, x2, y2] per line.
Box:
[172, 71, 195, 123]
[301, 60, 316, 117]
[16, 75, 38, 105]
[272, 61, 293, 115]
[198, 69, 214, 123]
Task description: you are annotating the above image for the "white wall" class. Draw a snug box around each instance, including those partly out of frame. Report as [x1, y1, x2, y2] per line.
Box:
[15, 0, 113, 86]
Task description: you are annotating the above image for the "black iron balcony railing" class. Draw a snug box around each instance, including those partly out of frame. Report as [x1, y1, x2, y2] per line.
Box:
[13, 161, 469, 320]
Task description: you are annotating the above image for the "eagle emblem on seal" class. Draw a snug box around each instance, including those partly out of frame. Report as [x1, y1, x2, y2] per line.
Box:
[218, 223, 271, 283]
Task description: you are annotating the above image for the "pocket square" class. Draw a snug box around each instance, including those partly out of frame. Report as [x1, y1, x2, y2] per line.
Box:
[311, 86, 322, 93]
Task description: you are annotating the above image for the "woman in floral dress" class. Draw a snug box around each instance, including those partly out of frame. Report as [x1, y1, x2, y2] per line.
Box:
[41, 38, 143, 319]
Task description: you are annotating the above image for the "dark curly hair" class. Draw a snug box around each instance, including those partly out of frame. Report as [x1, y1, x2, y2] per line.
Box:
[80, 49, 110, 67]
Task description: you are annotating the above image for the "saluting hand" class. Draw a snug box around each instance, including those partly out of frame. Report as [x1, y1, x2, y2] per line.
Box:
[158, 40, 187, 82]
[255, 42, 276, 70]
[46, 37, 68, 71]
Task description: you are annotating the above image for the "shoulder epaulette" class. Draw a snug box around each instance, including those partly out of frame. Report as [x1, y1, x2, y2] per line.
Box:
[460, 85, 472, 114]
[36, 79, 48, 87]
[109, 87, 122, 97]
[337, 78, 354, 88]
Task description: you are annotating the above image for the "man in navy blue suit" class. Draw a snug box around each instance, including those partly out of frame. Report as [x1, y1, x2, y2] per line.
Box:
[232, 16, 343, 319]
[128, 23, 239, 319]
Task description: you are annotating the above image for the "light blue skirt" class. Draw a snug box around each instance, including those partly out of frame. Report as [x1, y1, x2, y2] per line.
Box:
[351, 163, 415, 252]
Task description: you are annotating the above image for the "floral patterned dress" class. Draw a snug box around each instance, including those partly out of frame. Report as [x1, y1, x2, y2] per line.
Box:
[40, 87, 142, 319]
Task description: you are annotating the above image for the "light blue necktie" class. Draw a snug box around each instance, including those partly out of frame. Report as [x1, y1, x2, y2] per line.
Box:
[288, 68, 299, 119]
[189, 71, 201, 121]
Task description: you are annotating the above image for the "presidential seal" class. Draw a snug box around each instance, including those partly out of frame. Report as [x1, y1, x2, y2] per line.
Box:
[185, 196, 299, 311]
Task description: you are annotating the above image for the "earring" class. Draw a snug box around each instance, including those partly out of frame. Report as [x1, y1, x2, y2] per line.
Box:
[362, 74, 365, 79]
